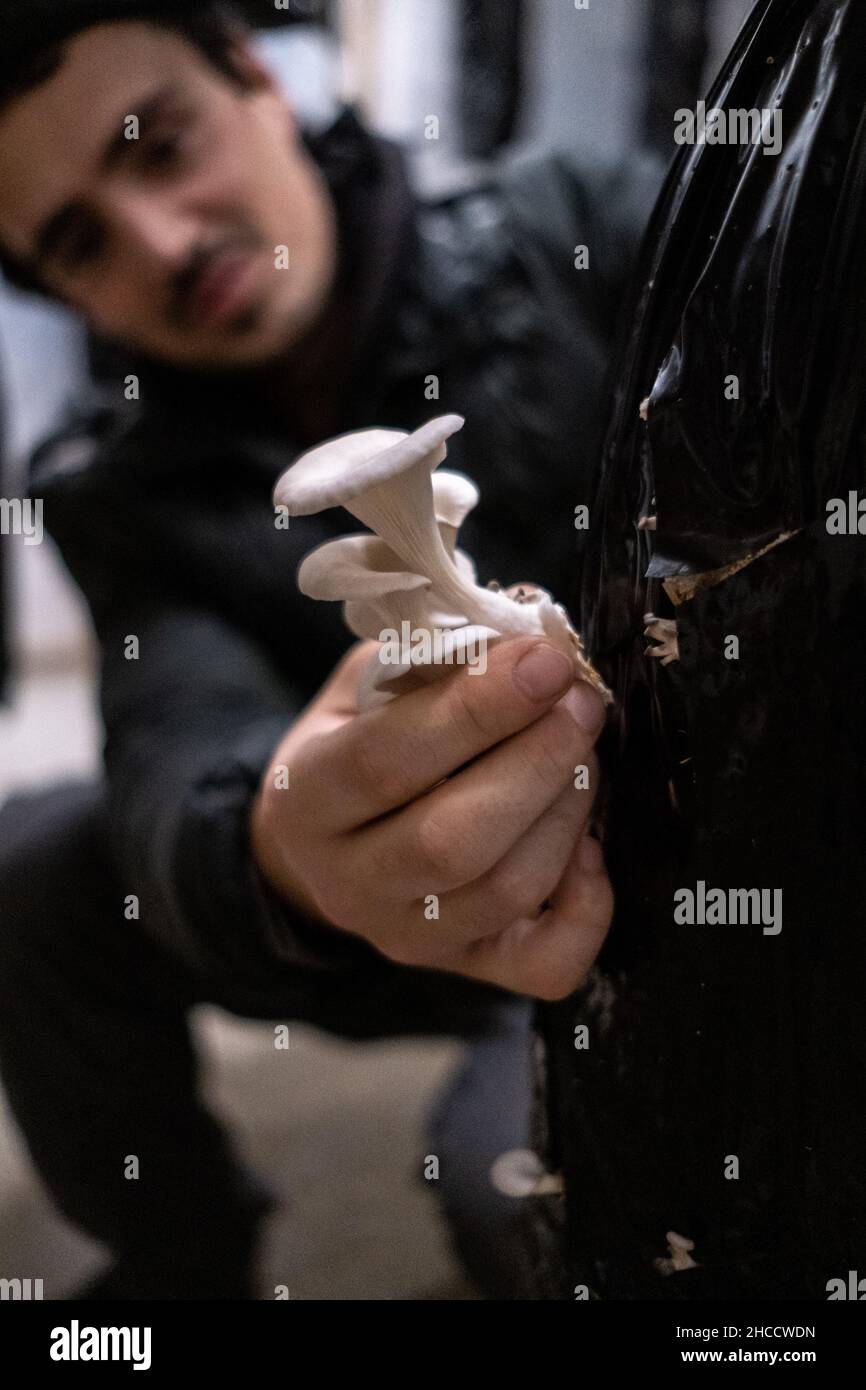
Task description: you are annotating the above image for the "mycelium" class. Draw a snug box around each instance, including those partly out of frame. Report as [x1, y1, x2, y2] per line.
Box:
[273, 413, 612, 709]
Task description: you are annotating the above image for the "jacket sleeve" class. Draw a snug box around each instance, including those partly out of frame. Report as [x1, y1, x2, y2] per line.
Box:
[34, 471, 374, 982]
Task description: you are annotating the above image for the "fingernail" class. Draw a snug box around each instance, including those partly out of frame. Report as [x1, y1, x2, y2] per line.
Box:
[561, 681, 605, 734]
[513, 644, 573, 701]
[578, 837, 604, 875]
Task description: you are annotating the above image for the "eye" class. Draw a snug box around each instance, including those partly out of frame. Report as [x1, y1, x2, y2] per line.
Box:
[62, 222, 106, 270]
[143, 130, 185, 170]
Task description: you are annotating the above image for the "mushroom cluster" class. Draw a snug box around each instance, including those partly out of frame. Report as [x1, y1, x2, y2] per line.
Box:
[274, 413, 612, 709]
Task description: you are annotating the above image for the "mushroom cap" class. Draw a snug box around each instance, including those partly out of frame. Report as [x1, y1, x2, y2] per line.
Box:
[297, 534, 431, 601]
[432, 470, 480, 529]
[274, 414, 465, 517]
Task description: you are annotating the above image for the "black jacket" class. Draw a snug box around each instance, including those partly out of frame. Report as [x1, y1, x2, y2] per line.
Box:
[28, 109, 661, 990]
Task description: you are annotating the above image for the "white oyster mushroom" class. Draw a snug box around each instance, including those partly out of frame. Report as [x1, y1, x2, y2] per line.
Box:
[274, 413, 612, 708]
[298, 533, 431, 603]
[299, 471, 479, 639]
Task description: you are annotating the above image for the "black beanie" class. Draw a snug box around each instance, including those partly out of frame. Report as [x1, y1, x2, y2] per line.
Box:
[0, 1, 215, 100]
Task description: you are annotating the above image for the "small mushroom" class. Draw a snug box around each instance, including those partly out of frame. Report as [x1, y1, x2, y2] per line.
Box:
[644, 612, 679, 665]
[274, 415, 613, 707]
[298, 534, 431, 603]
[297, 473, 479, 638]
[489, 1149, 565, 1198]
[653, 1231, 698, 1276]
[432, 469, 480, 558]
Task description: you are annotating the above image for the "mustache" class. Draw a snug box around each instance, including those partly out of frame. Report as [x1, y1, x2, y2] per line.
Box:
[169, 228, 263, 325]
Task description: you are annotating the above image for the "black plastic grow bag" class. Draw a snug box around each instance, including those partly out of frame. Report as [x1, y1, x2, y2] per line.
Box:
[545, 0, 866, 1299]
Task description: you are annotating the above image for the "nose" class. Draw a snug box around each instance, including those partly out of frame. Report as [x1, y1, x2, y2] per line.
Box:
[107, 191, 198, 271]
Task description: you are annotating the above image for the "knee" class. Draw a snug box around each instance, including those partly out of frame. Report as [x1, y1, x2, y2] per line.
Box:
[425, 1018, 540, 1299]
[427, 1003, 535, 1179]
[0, 782, 109, 962]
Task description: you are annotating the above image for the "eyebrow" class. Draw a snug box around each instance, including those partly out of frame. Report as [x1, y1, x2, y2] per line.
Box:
[32, 83, 181, 267]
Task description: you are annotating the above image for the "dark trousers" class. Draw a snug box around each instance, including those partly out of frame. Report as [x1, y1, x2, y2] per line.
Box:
[0, 782, 536, 1299]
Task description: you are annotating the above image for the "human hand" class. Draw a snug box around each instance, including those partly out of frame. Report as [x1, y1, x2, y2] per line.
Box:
[251, 637, 613, 999]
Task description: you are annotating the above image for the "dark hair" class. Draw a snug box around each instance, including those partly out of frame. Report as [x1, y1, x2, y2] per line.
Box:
[0, 2, 251, 296]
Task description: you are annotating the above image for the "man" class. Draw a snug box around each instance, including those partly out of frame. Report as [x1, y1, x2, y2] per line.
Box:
[0, 2, 660, 1298]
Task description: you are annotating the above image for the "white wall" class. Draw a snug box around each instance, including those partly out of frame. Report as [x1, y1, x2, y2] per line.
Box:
[520, 0, 642, 160]
[0, 290, 93, 668]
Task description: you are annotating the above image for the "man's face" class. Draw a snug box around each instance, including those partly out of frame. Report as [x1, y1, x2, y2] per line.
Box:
[0, 21, 338, 369]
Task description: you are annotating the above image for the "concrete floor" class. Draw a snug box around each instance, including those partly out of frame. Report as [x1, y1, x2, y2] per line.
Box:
[0, 1010, 479, 1301]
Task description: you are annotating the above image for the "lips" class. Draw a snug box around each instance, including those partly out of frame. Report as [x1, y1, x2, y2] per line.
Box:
[185, 248, 259, 329]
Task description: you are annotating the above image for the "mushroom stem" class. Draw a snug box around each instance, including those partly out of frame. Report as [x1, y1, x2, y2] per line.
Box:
[345, 463, 464, 606]
[346, 459, 541, 634]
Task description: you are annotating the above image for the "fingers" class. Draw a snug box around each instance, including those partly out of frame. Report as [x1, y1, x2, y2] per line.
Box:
[359, 695, 600, 897]
[296, 638, 601, 830]
[442, 771, 597, 942]
[258, 633, 613, 998]
[378, 773, 596, 963]
[458, 836, 614, 999]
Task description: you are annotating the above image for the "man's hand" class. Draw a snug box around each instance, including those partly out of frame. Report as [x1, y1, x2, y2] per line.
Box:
[251, 637, 613, 999]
